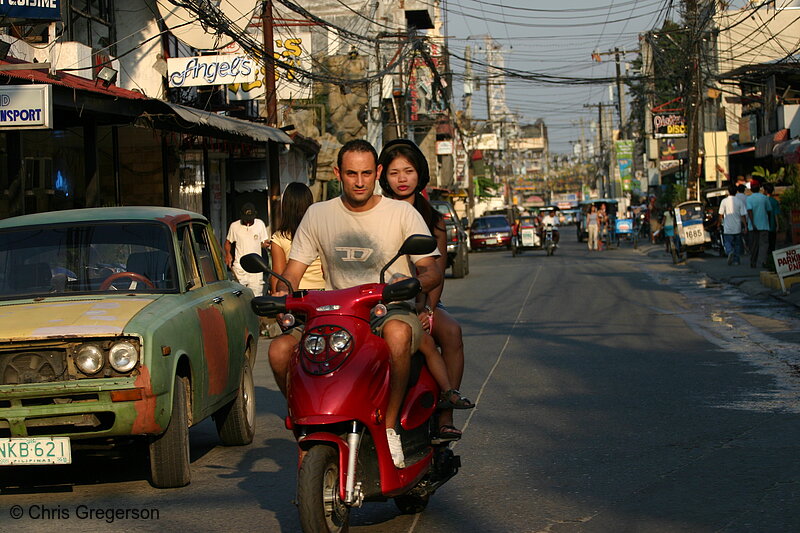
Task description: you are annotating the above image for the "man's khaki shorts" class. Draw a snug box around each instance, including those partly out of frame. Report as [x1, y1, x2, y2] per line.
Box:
[370, 302, 423, 353]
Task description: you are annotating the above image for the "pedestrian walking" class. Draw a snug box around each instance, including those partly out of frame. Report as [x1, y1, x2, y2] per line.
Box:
[587, 205, 600, 251]
[746, 180, 773, 269]
[224, 203, 269, 295]
[662, 205, 675, 253]
[764, 182, 780, 255]
[719, 183, 747, 266]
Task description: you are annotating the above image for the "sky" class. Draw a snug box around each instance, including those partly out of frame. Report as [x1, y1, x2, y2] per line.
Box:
[442, 0, 692, 154]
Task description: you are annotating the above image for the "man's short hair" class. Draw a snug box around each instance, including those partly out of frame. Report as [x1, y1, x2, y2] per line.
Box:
[737, 184, 746, 194]
[751, 180, 761, 193]
[337, 139, 378, 169]
[764, 182, 774, 194]
[728, 183, 737, 196]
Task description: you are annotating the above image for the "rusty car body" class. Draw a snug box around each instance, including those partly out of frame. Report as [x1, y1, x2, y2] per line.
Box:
[0, 207, 259, 487]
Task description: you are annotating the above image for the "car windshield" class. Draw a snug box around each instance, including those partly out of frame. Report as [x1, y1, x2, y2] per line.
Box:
[472, 217, 508, 230]
[0, 222, 177, 299]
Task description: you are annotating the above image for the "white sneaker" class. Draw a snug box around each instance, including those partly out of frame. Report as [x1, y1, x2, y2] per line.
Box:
[386, 428, 405, 469]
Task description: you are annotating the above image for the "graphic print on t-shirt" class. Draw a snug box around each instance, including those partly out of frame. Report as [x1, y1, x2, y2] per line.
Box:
[332, 231, 382, 276]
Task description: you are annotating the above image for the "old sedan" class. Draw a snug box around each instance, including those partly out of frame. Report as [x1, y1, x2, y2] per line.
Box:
[0, 207, 259, 488]
[469, 214, 513, 251]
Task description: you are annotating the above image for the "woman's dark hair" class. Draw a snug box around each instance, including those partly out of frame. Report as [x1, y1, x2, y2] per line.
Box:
[276, 182, 313, 239]
[378, 139, 430, 194]
[378, 141, 441, 234]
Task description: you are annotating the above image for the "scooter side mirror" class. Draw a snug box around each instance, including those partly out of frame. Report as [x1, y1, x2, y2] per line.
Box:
[379, 234, 438, 284]
[239, 252, 295, 293]
[251, 296, 286, 317]
[240, 253, 269, 273]
[398, 234, 437, 256]
[382, 277, 421, 303]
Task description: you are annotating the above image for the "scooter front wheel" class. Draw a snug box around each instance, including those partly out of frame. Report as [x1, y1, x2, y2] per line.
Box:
[298, 445, 350, 533]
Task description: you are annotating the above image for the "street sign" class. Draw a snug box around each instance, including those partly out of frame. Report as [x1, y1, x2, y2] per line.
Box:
[167, 55, 257, 88]
[773, 244, 800, 293]
[0, 85, 52, 130]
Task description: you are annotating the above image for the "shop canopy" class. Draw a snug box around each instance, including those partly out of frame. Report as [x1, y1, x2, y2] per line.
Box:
[0, 59, 292, 146]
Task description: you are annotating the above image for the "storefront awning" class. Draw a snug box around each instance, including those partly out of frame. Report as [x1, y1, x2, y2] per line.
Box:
[161, 102, 292, 144]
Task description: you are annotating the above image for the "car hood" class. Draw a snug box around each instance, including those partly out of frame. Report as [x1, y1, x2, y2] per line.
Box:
[0, 297, 159, 341]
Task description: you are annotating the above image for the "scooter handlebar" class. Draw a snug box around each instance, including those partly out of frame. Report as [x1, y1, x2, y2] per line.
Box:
[251, 295, 287, 317]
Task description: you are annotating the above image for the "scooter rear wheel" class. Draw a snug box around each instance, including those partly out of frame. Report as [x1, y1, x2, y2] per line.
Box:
[298, 445, 350, 533]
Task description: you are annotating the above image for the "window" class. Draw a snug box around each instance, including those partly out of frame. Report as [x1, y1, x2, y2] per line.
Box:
[191, 223, 222, 284]
[178, 226, 201, 291]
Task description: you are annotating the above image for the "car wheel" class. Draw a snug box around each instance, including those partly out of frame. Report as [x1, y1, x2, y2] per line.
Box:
[214, 356, 255, 446]
[149, 375, 191, 488]
[452, 246, 467, 278]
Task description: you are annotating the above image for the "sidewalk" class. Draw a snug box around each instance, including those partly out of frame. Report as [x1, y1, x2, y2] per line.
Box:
[637, 241, 800, 309]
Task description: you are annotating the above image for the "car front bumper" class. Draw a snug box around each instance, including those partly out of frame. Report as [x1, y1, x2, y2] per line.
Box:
[0, 377, 164, 440]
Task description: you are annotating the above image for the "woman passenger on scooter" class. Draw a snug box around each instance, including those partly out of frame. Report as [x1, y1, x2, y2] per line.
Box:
[378, 139, 474, 442]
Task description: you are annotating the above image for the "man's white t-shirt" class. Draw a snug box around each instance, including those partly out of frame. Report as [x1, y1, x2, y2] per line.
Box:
[719, 195, 747, 235]
[541, 215, 556, 227]
[289, 196, 439, 290]
[227, 219, 269, 268]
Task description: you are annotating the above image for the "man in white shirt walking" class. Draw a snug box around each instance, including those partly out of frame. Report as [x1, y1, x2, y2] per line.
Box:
[719, 184, 748, 266]
[225, 203, 269, 295]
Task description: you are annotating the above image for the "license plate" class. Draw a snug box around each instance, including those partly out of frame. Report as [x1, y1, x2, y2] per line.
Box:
[0, 437, 71, 465]
[684, 226, 705, 246]
[485, 238, 498, 245]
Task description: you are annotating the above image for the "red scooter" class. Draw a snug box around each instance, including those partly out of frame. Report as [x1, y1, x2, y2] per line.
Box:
[241, 235, 461, 532]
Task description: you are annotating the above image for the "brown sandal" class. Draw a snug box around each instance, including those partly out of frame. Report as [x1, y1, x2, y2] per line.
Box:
[437, 389, 475, 410]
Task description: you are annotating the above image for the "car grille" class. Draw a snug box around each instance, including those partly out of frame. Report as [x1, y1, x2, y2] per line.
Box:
[0, 350, 69, 385]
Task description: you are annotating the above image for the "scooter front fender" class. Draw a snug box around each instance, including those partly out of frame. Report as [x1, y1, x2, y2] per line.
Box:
[298, 432, 350, 502]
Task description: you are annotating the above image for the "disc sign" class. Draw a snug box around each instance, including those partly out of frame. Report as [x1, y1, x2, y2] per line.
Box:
[0, 85, 53, 130]
[0, 0, 61, 22]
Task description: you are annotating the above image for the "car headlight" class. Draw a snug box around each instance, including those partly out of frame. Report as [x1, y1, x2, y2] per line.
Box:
[329, 330, 352, 352]
[109, 341, 139, 373]
[304, 334, 326, 356]
[76, 344, 104, 375]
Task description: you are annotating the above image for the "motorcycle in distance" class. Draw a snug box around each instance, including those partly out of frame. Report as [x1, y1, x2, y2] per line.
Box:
[240, 235, 461, 533]
[542, 223, 558, 256]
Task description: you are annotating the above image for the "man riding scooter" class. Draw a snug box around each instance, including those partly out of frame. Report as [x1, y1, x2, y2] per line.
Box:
[269, 139, 441, 469]
[540, 210, 560, 248]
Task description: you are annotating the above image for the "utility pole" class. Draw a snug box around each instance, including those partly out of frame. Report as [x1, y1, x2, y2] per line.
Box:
[584, 103, 615, 198]
[262, 0, 280, 230]
[614, 48, 626, 138]
[591, 48, 635, 138]
[464, 44, 475, 221]
[684, 0, 706, 200]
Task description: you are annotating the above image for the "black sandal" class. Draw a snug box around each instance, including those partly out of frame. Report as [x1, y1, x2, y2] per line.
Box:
[436, 425, 462, 442]
[437, 389, 475, 410]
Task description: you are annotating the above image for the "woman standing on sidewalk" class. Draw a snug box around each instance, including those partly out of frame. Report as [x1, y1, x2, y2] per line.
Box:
[587, 205, 600, 251]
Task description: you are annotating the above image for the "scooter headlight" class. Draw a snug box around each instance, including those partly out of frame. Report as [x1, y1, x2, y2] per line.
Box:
[304, 334, 326, 356]
[301, 326, 354, 375]
[329, 330, 352, 352]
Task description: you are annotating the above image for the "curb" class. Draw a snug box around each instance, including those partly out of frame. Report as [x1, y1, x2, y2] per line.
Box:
[636, 242, 800, 309]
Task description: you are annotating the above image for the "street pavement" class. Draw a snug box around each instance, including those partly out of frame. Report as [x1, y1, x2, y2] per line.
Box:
[3, 232, 800, 532]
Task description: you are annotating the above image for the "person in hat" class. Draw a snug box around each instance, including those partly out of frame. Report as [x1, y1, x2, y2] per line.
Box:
[225, 202, 269, 295]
